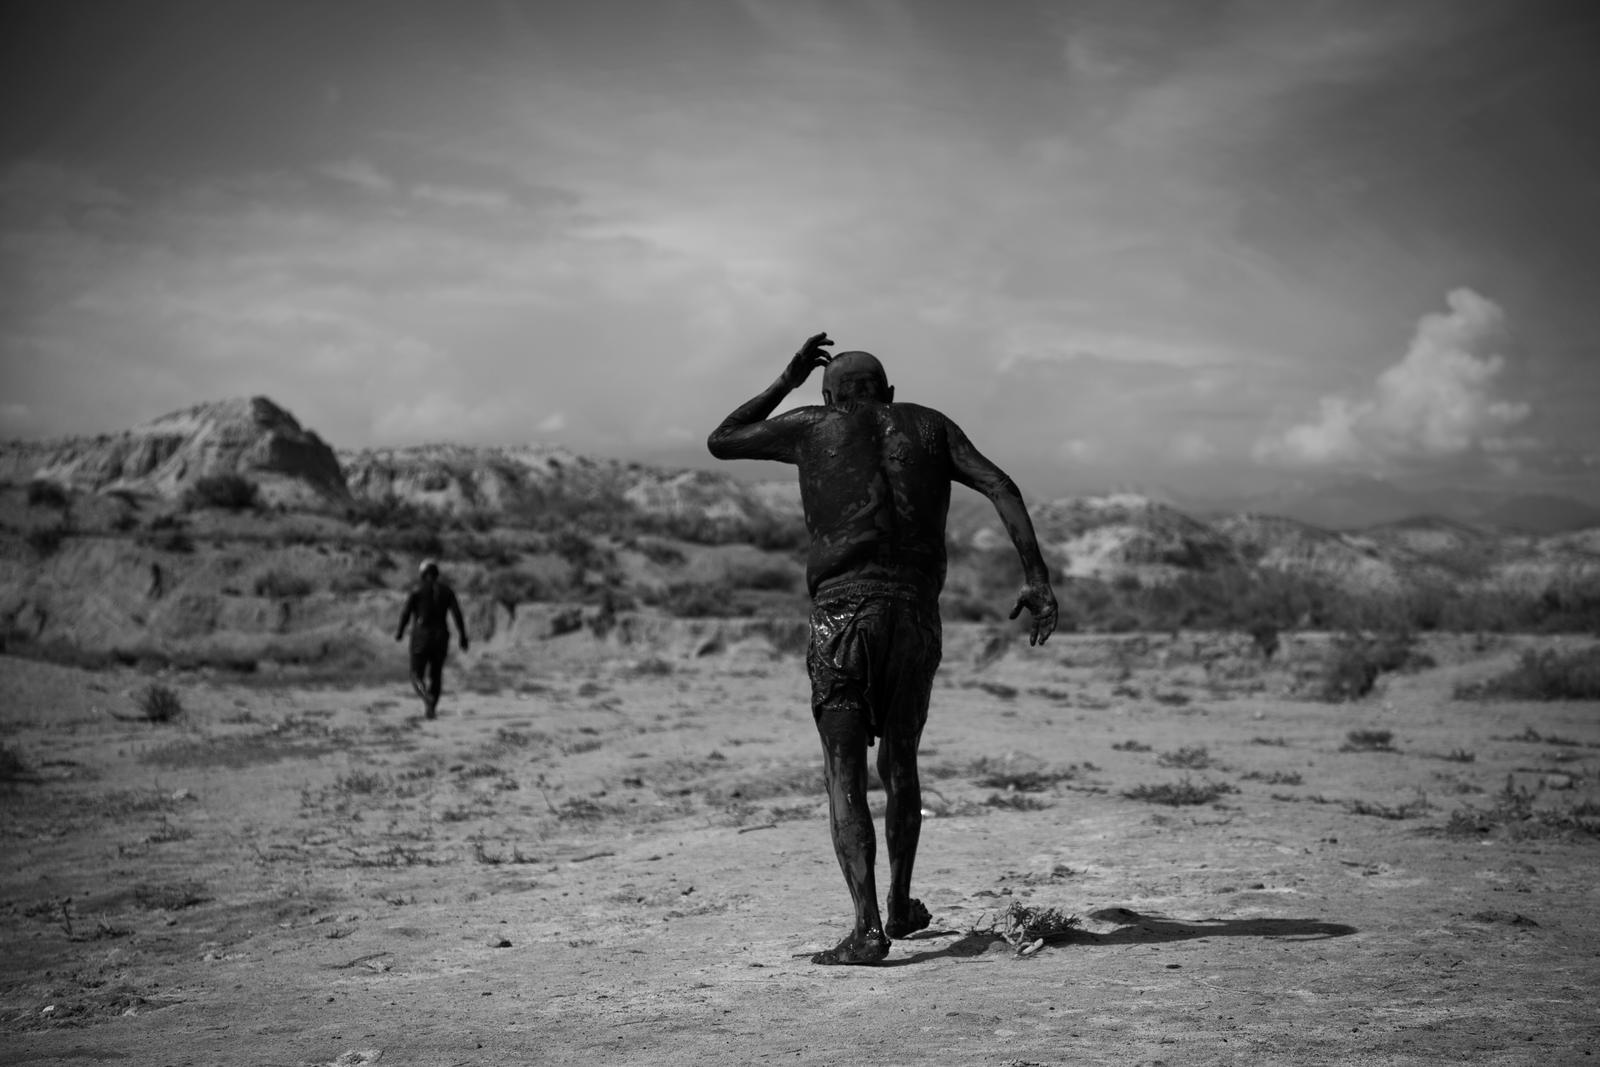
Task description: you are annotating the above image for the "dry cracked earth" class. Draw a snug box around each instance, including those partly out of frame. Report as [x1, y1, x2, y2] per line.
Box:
[3, 628, 1599, 1066]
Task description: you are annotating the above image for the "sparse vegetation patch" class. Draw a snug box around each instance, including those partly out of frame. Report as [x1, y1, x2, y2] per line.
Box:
[1124, 777, 1237, 806]
[1340, 729, 1395, 752]
[1157, 745, 1214, 769]
[186, 473, 259, 511]
[135, 684, 184, 724]
[1456, 645, 1600, 701]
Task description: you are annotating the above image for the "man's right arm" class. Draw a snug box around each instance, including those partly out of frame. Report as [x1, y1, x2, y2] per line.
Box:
[945, 417, 1059, 645]
[396, 593, 415, 641]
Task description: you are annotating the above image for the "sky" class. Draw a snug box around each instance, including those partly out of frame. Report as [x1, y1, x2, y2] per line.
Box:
[2, 0, 1599, 504]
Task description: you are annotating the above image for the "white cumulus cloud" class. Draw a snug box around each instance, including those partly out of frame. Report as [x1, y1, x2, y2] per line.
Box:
[1255, 288, 1530, 467]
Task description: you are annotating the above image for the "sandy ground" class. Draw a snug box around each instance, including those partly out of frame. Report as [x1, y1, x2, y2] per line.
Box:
[3, 627, 1598, 1066]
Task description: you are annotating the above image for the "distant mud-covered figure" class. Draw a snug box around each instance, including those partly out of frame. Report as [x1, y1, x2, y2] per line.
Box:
[708, 332, 1058, 965]
[395, 559, 468, 720]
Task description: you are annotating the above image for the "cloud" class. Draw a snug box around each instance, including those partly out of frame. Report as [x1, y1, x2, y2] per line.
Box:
[1168, 431, 1218, 465]
[1255, 288, 1530, 467]
[320, 158, 395, 194]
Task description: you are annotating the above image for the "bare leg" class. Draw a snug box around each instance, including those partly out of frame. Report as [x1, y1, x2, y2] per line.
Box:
[879, 726, 931, 939]
[409, 652, 428, 708]
[811, 722, 888, 965]
[424, 654, 443, 719]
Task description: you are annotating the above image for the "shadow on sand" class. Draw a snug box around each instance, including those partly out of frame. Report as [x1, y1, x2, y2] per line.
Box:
[885, 906, 1356, 967]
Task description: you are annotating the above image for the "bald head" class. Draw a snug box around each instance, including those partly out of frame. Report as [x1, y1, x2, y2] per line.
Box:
[822, 350, 892, 406]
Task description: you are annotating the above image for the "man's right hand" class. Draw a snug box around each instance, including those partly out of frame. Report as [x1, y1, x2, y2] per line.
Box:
[1009, 581, 1059, 646]
[781, 332, 834, 391]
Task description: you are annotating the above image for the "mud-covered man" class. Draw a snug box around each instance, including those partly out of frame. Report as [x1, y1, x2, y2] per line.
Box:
[395, 559, 468, 720]
[708, 332, 1058, 965]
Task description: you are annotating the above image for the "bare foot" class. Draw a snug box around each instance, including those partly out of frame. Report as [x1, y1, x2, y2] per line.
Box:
[810, 931, 889, 966]
[886, 898, 931, 939]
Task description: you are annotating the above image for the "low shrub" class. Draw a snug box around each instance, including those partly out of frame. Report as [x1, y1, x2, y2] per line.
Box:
[26, 526, 67, 556]
[254, 570, 315, 598]
[330, 568, 388, 594]
[1316, 631, 1419, 701]
[136, 684, 184, 723]
[1123, 777, 1237, 806]
[729, 562, 799, 592]
[490, 570, 545, 612]
[1456, 646, 1600, 701]
[186, 473, 259, 511]
[1340, 729, 1396, 752]
[1, 744, 31, 782]
[1156, 745, 1214, 769]
[636, 539, 687, 566]
[26, 480, 70, 508]
[656, 582, 752, 618]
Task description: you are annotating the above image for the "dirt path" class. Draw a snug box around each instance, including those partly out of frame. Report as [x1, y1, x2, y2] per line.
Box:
[3, 631, 1598, 1065]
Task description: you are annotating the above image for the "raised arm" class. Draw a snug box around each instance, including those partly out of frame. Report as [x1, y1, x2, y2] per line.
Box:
[946, 419, 1058, 645]
[707, 332, 833, 462]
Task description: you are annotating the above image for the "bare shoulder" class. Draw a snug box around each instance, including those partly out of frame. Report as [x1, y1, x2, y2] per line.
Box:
[892, 402, 958, 439]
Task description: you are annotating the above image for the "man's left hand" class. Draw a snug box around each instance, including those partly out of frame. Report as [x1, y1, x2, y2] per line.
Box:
[1009, 582, 1058, 646]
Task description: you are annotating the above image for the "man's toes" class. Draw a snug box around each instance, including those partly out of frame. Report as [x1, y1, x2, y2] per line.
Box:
[886, 898, 932, 939]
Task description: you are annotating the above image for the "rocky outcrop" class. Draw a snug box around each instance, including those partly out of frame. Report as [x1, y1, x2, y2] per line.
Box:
[968, 493, 1239, 581]
[339, 442, 804, 536]
[4, 397, 348, 507]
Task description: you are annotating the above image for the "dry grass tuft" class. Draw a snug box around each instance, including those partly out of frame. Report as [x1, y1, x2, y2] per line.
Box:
[1157, 745, 1214, 769]
[1123, 777, 1237, 806]
[972, 900, 1081, 956]
[1339, 729, 1395, 753]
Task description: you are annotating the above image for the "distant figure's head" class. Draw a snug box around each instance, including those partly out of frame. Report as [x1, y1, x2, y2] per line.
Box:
[419, 559, 439, 584]
[822, 350, 892, 407]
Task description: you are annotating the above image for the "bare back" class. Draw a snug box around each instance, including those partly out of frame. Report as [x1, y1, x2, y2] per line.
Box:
[709, 375, 1036, 604]
[789, 400, 954, 597]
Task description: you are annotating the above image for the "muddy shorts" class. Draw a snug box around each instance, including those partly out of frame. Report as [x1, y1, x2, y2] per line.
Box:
[807, 580, 942, 746]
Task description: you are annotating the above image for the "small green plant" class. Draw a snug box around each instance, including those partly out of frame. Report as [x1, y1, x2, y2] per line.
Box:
[136, 684, 184, 723]
[1111, 740, 1153, 752]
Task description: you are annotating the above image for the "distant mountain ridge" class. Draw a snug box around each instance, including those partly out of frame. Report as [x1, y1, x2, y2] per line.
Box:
[4, 397, 1598, 597]
[0, 397, 348, 508]
[1191, 476, 1600, 536]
